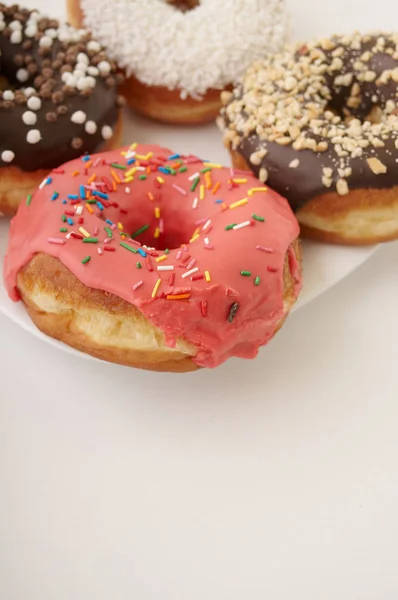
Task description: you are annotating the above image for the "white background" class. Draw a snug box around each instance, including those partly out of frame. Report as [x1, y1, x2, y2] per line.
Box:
[1, 1, 398, 599]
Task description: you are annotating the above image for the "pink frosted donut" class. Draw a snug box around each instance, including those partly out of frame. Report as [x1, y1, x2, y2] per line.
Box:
[4, 144, 302, 371]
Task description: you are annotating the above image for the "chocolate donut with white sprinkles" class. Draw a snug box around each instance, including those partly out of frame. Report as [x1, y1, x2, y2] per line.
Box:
[0, 3, 123, 215]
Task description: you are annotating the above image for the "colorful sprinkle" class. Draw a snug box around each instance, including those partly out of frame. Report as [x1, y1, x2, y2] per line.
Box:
[254, 276, 261, 285]
[81, 256, 91, 264]
[120, 241, 138, 253]
[79, 227, 91, 238]
[228, 302, 239, 323]
[230, 198, 248, 210]
[132, 224, 149, 238]
[248, 187, 268, 196]
[167, 294, 191, 300]
[181, 267, 199, 279]
[132, 280, 144, 291]
[241, 270, 251, 276]
[256, 245, 274, 253]
[26, 194, 32, 206]
[233, 221, 251, 230]
[151, 278, 161, 299]
[252, 214, 265, 222]
[47, 237, 65, 245]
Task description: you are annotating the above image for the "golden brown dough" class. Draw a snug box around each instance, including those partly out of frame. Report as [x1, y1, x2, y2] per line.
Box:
[16, 240, 300, 372]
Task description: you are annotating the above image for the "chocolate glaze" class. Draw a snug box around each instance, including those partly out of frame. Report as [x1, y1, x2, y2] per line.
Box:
[224, 34, 398, 211]
[0, 4, 120, 172]
[239, 133, 398, 212]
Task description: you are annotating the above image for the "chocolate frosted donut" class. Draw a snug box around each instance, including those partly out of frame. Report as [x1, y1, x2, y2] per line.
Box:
[221, 32, 398, 245]
[0, 3, 123, 215]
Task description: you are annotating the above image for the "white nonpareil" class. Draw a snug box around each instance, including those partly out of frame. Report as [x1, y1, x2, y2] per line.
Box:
[80, 0, 289, 99]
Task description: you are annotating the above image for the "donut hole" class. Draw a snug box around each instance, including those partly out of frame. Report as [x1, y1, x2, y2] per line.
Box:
[165, 0, 200, 11]
[133, 228, 191, 252]
[128, 214, 195, 252]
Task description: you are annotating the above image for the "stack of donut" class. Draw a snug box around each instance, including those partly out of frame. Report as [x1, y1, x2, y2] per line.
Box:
[5, 2, 398, 370]
[0, 2, 123, 215]
[66, 0, 290, 124]
[221, 32, 398, 245]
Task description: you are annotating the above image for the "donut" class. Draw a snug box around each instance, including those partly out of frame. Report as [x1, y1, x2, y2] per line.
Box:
[0, 3, 124, 216]
[66, 0, 290, 125]
[221, 32, 398, 245]
[4, 144, 302, 371]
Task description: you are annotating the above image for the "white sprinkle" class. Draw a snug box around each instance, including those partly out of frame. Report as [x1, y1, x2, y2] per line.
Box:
[157, 265, 174, 271]
[76, 77, 90, 91]
[87, 40, 101, 53]
[9, 20, 22, 31]
[10, 30, 22, 44]
[204, 237, 211, 245]
[71, 110, 87, 124]
[202, 219, 212, 231]
[98, 60, 111, 75]
[39, 178, 49, 189]
[75, 206, 83, 215]
[84, 120, 97, 135]
[1, 150, 15, 163]
[84, 76, 96, 89]
[80, 0, 289, 96]
[192, 197, 198, 209]
[27, 96, 41, 111]
[39, 35, 53, 48]
[188, 171, 200, 181]
[44, 28, 58, 39]
[87, 66, 99, 76]
[101, 125, 113, 140]
[233, 220, 251, 230]
[97, 247, 103, 255]
[125, 187, 130, 193]
[3, 90, 14, 101]
[77, 52, 89, 64]
[22, 111, 37, 126]
[181, 267, 199, 279]
[23, 87, 35, 98]
[25, 26, 38, 38]
[26, 129, 41, 144]
[64, 74, 77, 88]
[16, 69, 29, 83]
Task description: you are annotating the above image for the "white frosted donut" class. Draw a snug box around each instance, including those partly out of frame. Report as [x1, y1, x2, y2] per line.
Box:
[79, 0, 290, 99]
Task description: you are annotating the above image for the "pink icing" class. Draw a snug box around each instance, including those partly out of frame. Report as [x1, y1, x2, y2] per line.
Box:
[4, 144, 302, 368]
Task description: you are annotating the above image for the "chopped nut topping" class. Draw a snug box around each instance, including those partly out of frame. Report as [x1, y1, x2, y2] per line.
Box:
[367, 157, 387, 174]
[222, 32, 398, 198]
[322, 176, 333, 188]
[259, 167, 268, 183]
[336, 178, 349, 195]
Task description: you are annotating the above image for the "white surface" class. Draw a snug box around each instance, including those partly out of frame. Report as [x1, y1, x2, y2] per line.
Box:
[1, 1, 398, 600]
[0, 111, 377, 360]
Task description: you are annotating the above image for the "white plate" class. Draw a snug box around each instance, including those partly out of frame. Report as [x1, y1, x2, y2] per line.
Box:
[0, 111, 377, 360]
